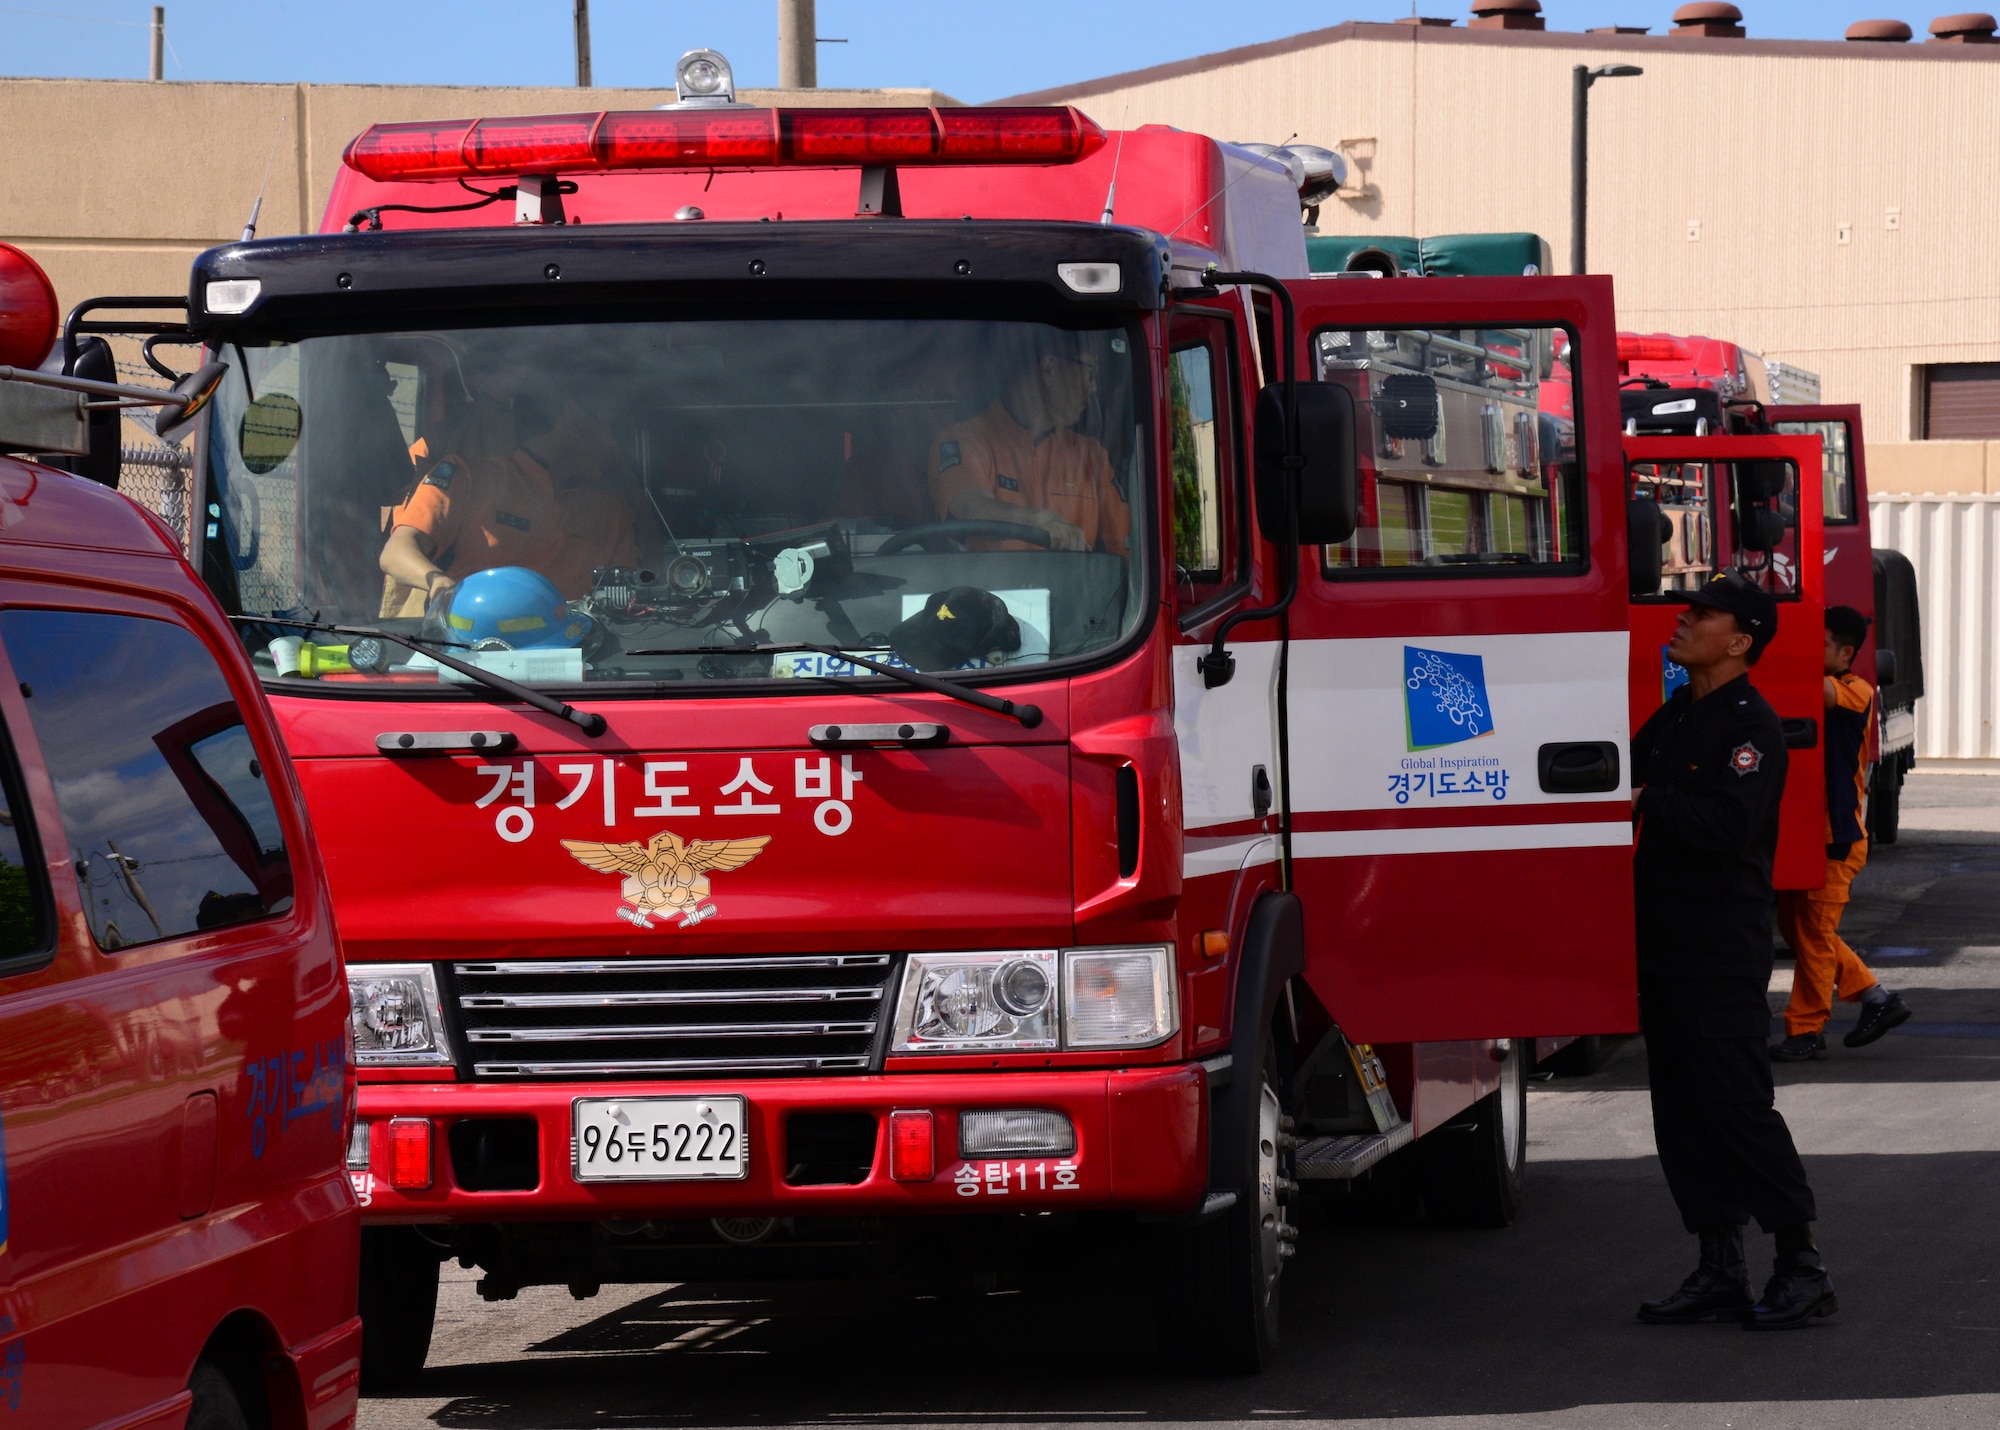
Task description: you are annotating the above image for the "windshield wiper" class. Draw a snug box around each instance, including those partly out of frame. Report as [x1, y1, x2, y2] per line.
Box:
[620, 641, 1044, 728]
[229, 615, 609, 738]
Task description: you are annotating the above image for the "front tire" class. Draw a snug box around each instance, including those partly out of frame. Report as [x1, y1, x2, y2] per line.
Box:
[359, 1226, 443, 1391]
[1155, 1019, 1294, 1373]
[185, 1363, 252, 1430]
[1419, 1038, 1526, 1227]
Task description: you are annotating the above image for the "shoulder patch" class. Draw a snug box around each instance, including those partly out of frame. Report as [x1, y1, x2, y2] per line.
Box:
[995, 472, 1021, 492]
[937, 440, 961, 473]
[421, 459, 456, 490]
[1729, 740, 1764, 777]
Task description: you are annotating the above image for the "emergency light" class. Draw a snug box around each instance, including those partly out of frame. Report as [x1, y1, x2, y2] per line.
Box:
[342, 107, 1107, 184]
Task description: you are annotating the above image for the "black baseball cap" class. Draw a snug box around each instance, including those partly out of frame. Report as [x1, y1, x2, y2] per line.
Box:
[1684, 570, 1779, 661]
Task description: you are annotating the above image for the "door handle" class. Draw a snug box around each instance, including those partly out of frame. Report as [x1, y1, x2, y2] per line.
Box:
[1781, 718, 1818, 750]
[1537, 741, 1621, 795]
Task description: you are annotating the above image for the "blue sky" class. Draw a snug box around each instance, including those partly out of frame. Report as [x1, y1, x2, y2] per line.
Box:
[0, 2, 1941, 100]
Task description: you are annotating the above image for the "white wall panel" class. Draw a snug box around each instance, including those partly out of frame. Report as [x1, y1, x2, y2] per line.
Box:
[1870, 495, 2000, 759]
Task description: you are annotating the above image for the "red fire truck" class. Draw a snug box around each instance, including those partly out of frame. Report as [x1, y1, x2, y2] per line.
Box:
[1618, 333, 1923, 840]
[0, 247, 361, 1430]
[53, 55, 1642, 1377]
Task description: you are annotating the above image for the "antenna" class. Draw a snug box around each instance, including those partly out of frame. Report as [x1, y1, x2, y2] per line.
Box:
[240, 112, 287, 242]
[1099, 101, 1131, 225]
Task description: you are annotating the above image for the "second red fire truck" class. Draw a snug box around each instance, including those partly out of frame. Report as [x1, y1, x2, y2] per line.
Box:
[53, 54, 1647, 1378]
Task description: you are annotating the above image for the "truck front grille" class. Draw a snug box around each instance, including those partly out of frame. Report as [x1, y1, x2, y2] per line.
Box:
[453, 955, 898, 1080]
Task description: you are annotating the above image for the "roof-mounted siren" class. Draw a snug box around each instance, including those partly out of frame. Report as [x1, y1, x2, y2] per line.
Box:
[664, 49, 754, 109]
[1235, 143, 1346, 230]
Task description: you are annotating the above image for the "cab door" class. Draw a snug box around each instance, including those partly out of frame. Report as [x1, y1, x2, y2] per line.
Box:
[1278, 276, 1635, 1045]
[1626, 433, 1827, 890]
[1769, 405, 1876, 735]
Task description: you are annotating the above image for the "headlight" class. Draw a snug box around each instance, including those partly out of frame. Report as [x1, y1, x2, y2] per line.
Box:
[1063, 946, 1176, 1049]
[891, 951, 1058, 1052]
[890, 946, 1176, 1053]
[347, 963, 454, 1067]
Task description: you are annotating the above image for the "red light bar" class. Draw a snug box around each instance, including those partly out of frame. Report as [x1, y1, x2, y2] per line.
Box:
[1618, 334, 1693, 363]
[343, 107, 1106, 183]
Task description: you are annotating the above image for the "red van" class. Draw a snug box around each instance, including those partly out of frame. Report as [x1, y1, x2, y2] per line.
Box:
[0, 245, 360, 1430]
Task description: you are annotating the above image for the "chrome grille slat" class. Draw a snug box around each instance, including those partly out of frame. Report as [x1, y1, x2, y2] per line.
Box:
[460, 955, 892, 977]
[453, 955, 897, 1082]
[459, 987, 882, 1009]
[467, 1020, 878, 1043]
[474, 1055, 873, 1078]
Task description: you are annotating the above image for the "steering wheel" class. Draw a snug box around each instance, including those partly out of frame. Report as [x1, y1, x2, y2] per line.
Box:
[875, 520, 1054, 556]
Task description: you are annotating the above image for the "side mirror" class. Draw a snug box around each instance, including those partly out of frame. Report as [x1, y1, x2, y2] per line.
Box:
[1254, 382, 1359, 546]
[153, 361, 229, 445]
[1736, 459, 1788, 502]
[1738, 505, 1784, 553]
[1626, 496, 1668, 597]
[68, 337, 122, 487]
[1876, 647, 1898, 688]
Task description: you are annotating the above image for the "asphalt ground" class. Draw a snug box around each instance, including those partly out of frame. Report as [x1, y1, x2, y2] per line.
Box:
[360, 770, 2000, 1430]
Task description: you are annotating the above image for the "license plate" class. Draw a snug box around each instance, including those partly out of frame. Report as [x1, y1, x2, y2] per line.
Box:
[571, 1096, 749, 1182]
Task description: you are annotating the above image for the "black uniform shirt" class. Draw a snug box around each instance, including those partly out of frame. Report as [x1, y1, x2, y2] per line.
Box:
[1630, 672, 1790, 981]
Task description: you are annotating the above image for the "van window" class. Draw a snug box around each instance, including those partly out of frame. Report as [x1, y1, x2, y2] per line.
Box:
[0, 610, 293, 950]
[0, 719, 51, 974]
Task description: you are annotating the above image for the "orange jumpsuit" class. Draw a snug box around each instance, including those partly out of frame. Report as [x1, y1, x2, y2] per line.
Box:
[1777, 671, 1879, 1036]
[387, 448, 638, 604]
[928, 402, 1129, 556]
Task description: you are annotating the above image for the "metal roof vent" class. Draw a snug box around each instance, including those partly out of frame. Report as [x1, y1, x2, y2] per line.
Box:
[1928, 11, 2000, 40]
[1846, 19, 1914, 38]
[1470, 0, 1545, 30]
[1671, 2, 1746, 37]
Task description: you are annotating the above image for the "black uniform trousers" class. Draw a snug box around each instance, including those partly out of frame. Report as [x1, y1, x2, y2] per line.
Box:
[1640, 974, 1818, 1234]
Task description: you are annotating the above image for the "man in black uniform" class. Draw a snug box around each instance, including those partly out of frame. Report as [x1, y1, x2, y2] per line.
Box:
[1631, 571, 1837, 1330]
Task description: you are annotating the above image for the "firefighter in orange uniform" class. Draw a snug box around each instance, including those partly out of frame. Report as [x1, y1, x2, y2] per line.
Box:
[380, 395, 639, 609]
[928, 339, 1129, 556]
[1771, 605, 1912, 1060]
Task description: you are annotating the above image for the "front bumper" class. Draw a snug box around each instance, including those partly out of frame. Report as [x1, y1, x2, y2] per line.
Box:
[351, 1065, 1206, 1222]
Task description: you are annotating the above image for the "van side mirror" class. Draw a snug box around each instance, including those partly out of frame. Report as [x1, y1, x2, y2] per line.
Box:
[1254, 382, 1359, 546]
[1737, 505, 1784, 552]
[1736, 459, 1788, 502]
[1626, 496, 1668, 597]
[1876, 647, 1898, 688]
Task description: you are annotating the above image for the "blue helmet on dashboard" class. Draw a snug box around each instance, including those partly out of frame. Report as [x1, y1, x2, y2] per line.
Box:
[443, 566, 592, 650]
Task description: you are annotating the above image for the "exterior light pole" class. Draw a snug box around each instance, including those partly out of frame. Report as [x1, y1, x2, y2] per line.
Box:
[1571, 63, 1642, 275]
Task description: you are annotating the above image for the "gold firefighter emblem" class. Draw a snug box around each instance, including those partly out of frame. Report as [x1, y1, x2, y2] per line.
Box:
[560, 831, 771, 930]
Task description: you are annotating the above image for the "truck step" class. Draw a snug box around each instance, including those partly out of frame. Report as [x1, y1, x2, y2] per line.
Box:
[1293, 1121, 1416, 1180]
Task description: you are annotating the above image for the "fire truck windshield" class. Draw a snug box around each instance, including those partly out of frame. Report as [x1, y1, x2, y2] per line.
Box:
[206, 314, 1147, 690]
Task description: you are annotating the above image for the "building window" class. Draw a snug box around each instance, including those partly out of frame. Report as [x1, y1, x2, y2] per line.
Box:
[1923, 363, 2000, 439]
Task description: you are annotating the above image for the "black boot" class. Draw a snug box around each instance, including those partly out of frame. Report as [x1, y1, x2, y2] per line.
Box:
[1639, 1226, 1754, 1323]
[1746, 1222, 1838, 1330]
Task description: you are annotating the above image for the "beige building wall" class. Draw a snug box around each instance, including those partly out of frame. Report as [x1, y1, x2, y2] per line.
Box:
[0, 78, 954, 332]
[1004, 21, 2000, 454]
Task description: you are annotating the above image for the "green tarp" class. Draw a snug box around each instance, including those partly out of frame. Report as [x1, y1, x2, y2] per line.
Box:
[1306, 232, 1552, 279]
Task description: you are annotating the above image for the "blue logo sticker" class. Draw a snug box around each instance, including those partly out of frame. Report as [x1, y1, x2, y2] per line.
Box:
[937, 440, 961, 472]
[1662, 645, 1689, 701]
[1404, 646, 1494, 750]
